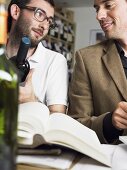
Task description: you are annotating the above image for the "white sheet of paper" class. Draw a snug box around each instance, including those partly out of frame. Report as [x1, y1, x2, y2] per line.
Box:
[112, 144, 127, 170]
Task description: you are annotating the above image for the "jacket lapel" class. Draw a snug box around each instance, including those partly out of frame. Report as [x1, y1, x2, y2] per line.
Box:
[102, 40, 127, 101]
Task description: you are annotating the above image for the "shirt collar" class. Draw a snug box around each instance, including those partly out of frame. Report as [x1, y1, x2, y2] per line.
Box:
[114, 40, 125, 56]
[27, 42, 45, 63]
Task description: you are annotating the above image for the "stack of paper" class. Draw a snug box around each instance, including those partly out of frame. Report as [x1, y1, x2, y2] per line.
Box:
[17, 150, 76, 170]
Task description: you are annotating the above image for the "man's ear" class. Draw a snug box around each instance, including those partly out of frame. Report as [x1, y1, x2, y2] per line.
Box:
[10, 4, 20, 21]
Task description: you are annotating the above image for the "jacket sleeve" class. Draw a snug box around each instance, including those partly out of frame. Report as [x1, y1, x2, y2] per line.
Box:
[68, 50, 113, 144]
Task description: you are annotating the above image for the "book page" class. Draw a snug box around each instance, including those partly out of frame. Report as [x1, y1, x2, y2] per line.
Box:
[17, 150, 76, 170]
[18, 102, 50, 145]
[46, 113, 100, 144]
[44, 113, 111, 166]
[71, 157, 111, 170]
[119, 136, 127, 144]
[71, 144, 116, 170]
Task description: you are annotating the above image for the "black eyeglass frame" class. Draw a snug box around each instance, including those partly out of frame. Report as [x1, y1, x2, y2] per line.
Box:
[20, 5, 56, 29]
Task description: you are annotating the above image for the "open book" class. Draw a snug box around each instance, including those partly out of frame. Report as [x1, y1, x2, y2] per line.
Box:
[18, 102, 111, 167]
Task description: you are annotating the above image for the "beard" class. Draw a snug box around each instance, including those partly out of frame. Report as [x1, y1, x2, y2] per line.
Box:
[11, 13, 44, 48]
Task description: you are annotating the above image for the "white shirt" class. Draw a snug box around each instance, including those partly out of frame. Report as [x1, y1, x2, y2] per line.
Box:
[27, 43, 68, 106]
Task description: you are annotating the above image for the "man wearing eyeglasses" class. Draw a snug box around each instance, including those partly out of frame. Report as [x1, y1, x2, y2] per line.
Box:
[6, 0, 68, 114]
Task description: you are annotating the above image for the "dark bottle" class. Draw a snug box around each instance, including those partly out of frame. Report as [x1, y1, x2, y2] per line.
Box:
[60, 21, 64, 40]
[0, 0, 19, 170]
[63, 23, 68, 41]
[10, 36, 31, 82]
[67, 24, 74, 42]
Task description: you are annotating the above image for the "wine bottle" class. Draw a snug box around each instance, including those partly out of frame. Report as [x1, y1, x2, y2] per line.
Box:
[59, 20, 64, 40]
[10, 36, 31, 82]
[0, 0, 19, 170]
[63, 23, 68, 41]
[67, 24, 73, 42]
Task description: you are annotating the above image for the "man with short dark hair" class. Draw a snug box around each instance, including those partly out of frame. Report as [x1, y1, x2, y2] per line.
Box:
[7, 0, 68, 113]
[68, 0, 127, 144]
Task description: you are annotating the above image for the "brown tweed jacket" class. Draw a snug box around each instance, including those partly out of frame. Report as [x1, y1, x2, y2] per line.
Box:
[68, 39, 127, 144]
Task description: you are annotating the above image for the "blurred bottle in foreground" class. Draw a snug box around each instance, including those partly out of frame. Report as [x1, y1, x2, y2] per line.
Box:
[0, 0, 19, 170]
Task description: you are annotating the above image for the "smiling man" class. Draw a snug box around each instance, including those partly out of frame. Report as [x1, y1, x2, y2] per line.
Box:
[68, 0, 127, 144]
[7, 0, 68, 113]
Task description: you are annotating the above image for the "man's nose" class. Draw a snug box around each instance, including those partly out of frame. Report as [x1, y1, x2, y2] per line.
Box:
[40, 19, 50, 30]
[96, 8, 107, 21]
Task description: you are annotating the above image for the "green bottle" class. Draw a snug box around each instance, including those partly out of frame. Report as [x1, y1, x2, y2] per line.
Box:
[0, 0, 19, 169]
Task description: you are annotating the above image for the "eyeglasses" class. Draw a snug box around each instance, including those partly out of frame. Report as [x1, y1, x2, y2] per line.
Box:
[20, 6, 56, 29]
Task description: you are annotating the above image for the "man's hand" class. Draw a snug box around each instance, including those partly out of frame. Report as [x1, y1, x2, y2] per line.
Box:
[19, 69, 37, 103]
[112, 101, 127, 130]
